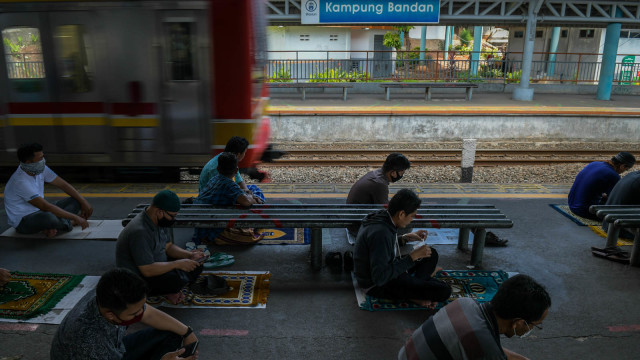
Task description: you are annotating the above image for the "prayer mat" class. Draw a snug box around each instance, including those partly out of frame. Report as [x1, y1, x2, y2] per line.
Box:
[0, 220, 121, 241]
[147, 271, 270, 309]
[354, 270, 509, 312]
[549, 204, 601, 226]
[257, 228, 310, 245]
[588, 225, 634, 246]
[0, 272, 85, 320]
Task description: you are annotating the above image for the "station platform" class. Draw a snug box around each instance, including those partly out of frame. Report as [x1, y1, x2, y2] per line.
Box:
[1, 182, 640, 359]
[268, 91, 640, 116]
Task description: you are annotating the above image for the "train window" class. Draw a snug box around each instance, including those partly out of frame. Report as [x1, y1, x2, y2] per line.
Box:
[54, 25, 93, 93]
[168, 22, 195, 81]
[2, 27, 46, 79]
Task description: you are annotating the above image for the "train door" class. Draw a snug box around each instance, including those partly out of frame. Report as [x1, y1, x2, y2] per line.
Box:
[159, 11, 208, 154]
[48, 12, 107, 157]
[0, 13, 56, 154]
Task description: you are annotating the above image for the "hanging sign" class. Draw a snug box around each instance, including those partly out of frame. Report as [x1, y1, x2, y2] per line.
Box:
[301, 0, 440, 24]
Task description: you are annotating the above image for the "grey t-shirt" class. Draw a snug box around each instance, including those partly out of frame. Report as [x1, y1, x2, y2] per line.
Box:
[50, 290, 126, 360]
[116, 209, 171, 277]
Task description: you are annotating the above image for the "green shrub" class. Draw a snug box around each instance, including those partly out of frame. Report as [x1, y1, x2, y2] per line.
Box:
[269, 68, 292, 82]
[505, 70, 521, 83]
[309, 68, 367, 82]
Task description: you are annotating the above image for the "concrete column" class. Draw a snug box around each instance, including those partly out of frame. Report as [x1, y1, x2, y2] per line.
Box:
[470, 26, 482, 76]
[444, 26, 450, 59]
[400, 31, 405, 50]
[548, 26, 561, 76]
[513, 2, 537, 101]
[449, 26, 454, 50]
[596, 22, 622, 100]
[460, 138, 476, 183]
[420, 26, 427, 61]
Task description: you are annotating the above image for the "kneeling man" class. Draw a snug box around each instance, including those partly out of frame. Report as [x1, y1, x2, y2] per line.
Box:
[353, 189, 451, 308]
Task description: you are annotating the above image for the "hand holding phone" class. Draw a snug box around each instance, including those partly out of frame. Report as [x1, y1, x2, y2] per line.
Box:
[179, 340, 199, 358]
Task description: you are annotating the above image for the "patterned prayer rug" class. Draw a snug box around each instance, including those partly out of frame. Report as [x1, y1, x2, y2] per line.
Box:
[588, 225, 633, 246]
[257, 228, 310, 245]
[147, 271, 270, 309]
[355, 270, 509, 312]
[0, 272, 85, 320]
[549, 204, 601, 226]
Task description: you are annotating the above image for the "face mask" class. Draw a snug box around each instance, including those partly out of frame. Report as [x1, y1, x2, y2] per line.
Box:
[157, 211, 177, 227]
[20, 158, 45, 175]
[513, 321, 534, 338]
[390, 171, 403, 183]
[115, 304, 145, 326]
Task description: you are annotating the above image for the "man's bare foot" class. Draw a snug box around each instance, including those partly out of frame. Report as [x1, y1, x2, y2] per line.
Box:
[43, 229, 57, 238]
[164, 292, 185, 305]
[432, 266, 443, 277]
[410, 299, 436, 309]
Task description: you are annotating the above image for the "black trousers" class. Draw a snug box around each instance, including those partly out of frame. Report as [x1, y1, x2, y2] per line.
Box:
[366, 248, 451, 303]
[144, 266, 202, 296]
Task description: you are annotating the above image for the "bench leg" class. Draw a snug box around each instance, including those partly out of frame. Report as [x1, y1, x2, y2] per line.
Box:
[467, 88, 473, 101]
[605, 224, 620, 249]
[302, 88, 306, 101]
[631, 228, 640, 267]
[343, 87, 347, 101]
[385, 87, 390, 101]
[457, 228, 469, 251]
[426, 87, 432, 101]
[310, 228, 322, 271]
[470, 228, 486, 267]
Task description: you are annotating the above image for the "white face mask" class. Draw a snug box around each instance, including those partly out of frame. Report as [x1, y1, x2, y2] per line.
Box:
[513, 320, 534, 338]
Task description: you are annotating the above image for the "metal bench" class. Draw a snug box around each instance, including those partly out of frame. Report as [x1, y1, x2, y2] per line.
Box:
[124, 203, 513, 270]
[267, 82, 354, 101]
[378, 82, 479, 101]
[590, 205, 640, 266]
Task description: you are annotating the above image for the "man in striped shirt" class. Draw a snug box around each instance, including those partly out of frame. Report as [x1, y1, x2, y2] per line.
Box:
[399, 274, 551, 360]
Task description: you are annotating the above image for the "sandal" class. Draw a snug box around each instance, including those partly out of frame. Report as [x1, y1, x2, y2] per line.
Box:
[485, 231, 508, 247]
[591, 247, 630, 264]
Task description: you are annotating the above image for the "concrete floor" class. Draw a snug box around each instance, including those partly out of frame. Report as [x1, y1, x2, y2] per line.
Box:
[1, 193, 640, 360]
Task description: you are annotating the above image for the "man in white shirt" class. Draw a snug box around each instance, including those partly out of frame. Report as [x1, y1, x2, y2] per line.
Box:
[4, 143, 92, 237]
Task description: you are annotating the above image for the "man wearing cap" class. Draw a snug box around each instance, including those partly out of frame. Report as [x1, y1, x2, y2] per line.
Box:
[116, 190, 206, 304]
[568, 152, 636, 220]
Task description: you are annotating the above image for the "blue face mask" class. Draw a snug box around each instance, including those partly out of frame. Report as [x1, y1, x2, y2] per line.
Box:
[20, 158, 45, 175]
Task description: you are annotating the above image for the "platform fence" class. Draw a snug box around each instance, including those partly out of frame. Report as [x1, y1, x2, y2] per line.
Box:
[266, 50, 640, 85]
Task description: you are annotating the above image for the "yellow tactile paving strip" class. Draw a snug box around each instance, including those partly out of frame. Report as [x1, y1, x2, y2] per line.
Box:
[0, 183, 571, 199]
[267, 105, 640, 116]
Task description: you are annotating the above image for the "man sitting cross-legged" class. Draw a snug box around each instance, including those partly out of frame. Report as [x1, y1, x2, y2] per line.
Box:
[116, 190, 206, 304]
[4, 142, 92, 237]
[50, 268, 199, 360]
[192, 152, 264, 245]
[353, 189, 451, 309]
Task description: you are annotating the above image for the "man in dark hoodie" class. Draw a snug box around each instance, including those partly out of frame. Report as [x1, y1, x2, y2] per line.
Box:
[353, 189, 451, 308]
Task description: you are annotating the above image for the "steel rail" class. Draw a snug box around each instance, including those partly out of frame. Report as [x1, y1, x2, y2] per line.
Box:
[266, 149, 627, 166]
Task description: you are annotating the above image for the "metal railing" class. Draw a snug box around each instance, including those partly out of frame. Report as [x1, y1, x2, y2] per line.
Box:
[266, 50, 640, 85]
[5, 53, 46, 79]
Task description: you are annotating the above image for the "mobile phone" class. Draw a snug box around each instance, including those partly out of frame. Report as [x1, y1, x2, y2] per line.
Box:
[179, 340, 199, 358]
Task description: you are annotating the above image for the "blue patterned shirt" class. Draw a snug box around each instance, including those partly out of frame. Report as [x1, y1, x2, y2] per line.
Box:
[193, 174, 245, 243]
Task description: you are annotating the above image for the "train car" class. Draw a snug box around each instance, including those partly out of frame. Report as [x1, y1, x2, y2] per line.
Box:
[0, 0, 272, 181]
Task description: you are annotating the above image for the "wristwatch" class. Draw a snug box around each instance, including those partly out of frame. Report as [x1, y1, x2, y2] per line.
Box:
[183, 326, 193, 338]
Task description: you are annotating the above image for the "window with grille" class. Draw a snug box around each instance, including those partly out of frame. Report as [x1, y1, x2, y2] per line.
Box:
[329, 34, 339, 41]
[299, 34, 310, 41]
[561, 30, 568, 37]
[579, 29, 595, 38]
[2, 27, 46, 79]
[514, 31, 523, 38]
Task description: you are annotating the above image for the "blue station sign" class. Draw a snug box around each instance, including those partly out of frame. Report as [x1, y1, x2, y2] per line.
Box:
[301, 0, 440, 24]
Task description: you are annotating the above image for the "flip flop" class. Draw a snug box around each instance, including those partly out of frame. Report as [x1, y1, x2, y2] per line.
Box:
[591, 247, 630, 264]
[208, 252, 234, 262]
[485, 231, 508, 247]
[203, 257, 235, 269]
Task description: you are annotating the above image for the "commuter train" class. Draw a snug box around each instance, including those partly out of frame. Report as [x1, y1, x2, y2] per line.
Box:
[0, 0, 273, 181]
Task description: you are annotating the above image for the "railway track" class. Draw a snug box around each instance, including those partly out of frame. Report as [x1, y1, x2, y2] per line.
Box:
[265, 149, 623, 166]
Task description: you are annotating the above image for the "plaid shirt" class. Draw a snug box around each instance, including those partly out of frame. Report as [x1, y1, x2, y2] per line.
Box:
[192, 174, 245, 243]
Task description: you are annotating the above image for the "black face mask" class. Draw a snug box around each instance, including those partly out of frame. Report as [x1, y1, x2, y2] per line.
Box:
[390, 171, 403, 183]
[157, 213, 176, 227]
